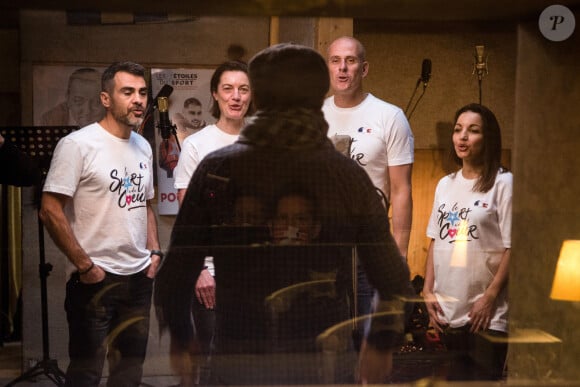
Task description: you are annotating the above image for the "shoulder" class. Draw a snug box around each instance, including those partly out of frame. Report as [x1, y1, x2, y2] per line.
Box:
[436, 172, 459, 189]
[494, 169, 513, 190]
[322, 96, 335, 112]
[204, 140, 245, 160]
[497, 169, 513, 182]
[190, 124, 218, 141]
[60, 123, 100, 144]
[191, 142, 243, 177]
[323, 95, 334, 105]
[130, 130, 152, 149]
[366, 94, 406, 118]
[179, 124, 212, 147]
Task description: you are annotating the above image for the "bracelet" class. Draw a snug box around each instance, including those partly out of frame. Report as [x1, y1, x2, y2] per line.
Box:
[150, 249, 164, 259]
[78, 261, 94, 275]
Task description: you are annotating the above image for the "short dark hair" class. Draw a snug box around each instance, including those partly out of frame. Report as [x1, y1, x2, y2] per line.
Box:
[210, 60, 252, 119]
[249, 43, 329, 111]
[101, 61, 146, 94]
[184, 97, 202, 108]
[450, 103, 506, 192]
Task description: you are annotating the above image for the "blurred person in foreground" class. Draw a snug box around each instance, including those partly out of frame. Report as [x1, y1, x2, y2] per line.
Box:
[170, 60, 253, 385]
[155, 43, 411, 385]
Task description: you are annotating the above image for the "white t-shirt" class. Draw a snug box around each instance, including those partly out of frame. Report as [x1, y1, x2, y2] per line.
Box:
[173, 124, 239, 190]
[173, 124, 239, 276]
[426, 169, 512, 331]
[322, 93, 414, 197]
[43, 123, 155, 276]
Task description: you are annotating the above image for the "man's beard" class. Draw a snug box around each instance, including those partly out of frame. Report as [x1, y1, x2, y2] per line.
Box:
[111, 106, 143, 129]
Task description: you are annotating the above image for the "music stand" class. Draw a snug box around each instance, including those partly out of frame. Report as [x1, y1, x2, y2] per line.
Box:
[1, 126, 77, 386]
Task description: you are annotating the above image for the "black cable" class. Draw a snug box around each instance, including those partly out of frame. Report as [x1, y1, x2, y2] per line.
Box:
[404, 78, 421, 116]
[407, 85, 427, 121]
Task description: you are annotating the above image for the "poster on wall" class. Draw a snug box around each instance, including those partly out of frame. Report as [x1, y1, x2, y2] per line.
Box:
[151, 68, 215, 215]
[33, 65, 107, 127]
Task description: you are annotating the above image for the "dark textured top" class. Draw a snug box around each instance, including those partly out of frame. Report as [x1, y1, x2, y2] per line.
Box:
[155, 111, 411, 358]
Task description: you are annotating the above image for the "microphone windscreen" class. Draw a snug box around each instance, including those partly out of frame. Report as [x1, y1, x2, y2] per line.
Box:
[153, 85, 174, 108]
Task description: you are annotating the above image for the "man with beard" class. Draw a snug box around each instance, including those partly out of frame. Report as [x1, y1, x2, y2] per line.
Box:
[40, 61, 161, 387]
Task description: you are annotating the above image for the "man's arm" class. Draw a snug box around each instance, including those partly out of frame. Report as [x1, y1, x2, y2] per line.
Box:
[145, 199, 162, 278]
[39, 191, 104, 283]
[388, 163, 413, 259]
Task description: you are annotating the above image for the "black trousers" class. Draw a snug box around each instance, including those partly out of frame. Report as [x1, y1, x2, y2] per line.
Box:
[440, 325, 507, 381]
[64, 271, 153, 387]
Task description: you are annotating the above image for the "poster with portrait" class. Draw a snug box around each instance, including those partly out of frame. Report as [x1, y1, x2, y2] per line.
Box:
[33, 65, 107, 127]
[151, 68, 215, 215]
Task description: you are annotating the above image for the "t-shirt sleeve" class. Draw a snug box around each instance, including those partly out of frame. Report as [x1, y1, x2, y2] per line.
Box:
[496, 172, 513, 249]
[426, 178, 444, 239]
[174, 138, 200, 190]
[385, 109, 414, 166]
[42, 137, 82, 197]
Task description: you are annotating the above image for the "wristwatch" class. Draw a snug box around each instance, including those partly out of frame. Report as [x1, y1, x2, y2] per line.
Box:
[150, 249, 164, 259]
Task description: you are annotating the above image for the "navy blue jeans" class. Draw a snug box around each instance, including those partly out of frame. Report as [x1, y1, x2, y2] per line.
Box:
[352, 264, 374, 351]
[64, 270, 153, 387]
[191, 294, 215, 384]
[191, 292, 216, 357]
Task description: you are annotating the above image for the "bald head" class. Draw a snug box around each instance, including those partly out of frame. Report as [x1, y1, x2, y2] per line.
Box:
[328, 36, 366, 62]
[326, 36, 369, 104]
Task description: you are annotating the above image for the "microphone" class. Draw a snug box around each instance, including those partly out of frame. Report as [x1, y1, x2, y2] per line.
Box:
[136, 84, 174, 134]
[154, 84, 174, 109]
[157, 96, 174, 141]
[405, 58, 432, 118]
[420, 58, 432, 88]
[474, 45, 488, 81]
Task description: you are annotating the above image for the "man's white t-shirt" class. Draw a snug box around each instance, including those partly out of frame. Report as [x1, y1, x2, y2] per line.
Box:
[43, 123, 155, 276]
[322, 93, 414, 197]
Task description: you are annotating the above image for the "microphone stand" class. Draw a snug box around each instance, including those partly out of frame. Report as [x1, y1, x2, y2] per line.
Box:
[157, 100, 181, 179]
[474, 45, 487, 105]
[2, 126, 77, 387]
[160, 124, 181, 153]
[157, 96, 181, 152]
[404, 78, 421, 117]
[405, 78, 428, 120]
